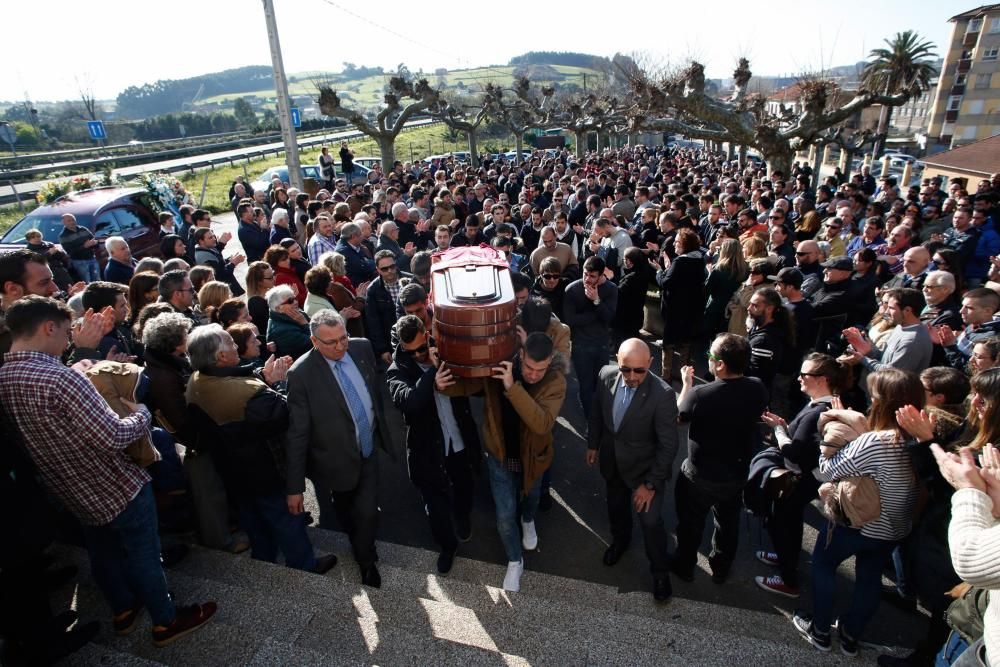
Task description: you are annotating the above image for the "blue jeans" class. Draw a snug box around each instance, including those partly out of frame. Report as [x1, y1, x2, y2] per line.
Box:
[149, 428, 186, 493]
[238, 491, 317, 571]
[72, 258, 100, 283]
[81, 483, 175, 626]
[571, 341, 609, 413]
[810, 523, 896, 637]
[485, 454, 541, 563]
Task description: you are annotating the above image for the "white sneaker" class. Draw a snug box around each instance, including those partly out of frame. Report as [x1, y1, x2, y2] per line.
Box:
[503, 559, 524, 592]
[521, 520, 538, 550]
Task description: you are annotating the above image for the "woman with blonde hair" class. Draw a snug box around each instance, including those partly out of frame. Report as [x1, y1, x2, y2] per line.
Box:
[795, 209, 821, 242]
[705, 239, 749, 336]
[742, 235, 768, 261]
[196, 281, 232, 324]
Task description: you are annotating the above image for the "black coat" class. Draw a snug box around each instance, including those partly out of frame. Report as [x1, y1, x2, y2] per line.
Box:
[364, 276, 400, 357]
[385, 348, 480, 487]
[614, 262, 652, 339]
[656, 254, 706, 343]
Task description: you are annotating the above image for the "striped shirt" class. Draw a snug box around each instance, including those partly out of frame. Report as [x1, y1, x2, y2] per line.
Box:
[818, 429, 917, 541]
[307, 232, 339, 265]
[0, 351, 152, 526]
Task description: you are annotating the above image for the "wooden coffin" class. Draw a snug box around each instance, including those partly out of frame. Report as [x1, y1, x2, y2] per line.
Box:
[430, 246, 518, 377]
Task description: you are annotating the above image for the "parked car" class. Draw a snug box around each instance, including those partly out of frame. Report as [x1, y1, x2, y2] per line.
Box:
[351, 156, 381, 171]
[251, 165, 324, 193]
[336, 162, 372, 183]
[0, 187, 165, 271]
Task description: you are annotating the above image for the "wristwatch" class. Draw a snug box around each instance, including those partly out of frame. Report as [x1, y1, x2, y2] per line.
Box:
[593, 296, 601, 305]
[643, 481, 655, 491]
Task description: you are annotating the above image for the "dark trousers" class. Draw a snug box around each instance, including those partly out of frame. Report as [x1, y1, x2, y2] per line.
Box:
[765, 477, 818, 588]
[810, 523, 896, 637]
[572, 341, 609, 413]
[415, 448, 474, 552]
[606, 465, 670, 577]
[81, 483, 175, 626]
[673, 472, 743, 576]
[329, 454, 379, 568]
[238, 490, 317, 571]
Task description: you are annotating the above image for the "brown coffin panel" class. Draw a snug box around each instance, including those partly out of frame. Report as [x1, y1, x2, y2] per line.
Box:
[430, 246, 518, 376]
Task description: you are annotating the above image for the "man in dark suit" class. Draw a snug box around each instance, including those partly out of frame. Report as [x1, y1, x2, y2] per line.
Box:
[386, 315, 479, 575]
[285, 309, 395, 588]
[586, 339, 679, 602]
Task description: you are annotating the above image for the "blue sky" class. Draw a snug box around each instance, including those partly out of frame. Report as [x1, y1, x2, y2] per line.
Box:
[0, 0, 967, 103]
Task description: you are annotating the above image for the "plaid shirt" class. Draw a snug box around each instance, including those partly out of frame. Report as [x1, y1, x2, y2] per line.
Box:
[0, 351, 152, 526]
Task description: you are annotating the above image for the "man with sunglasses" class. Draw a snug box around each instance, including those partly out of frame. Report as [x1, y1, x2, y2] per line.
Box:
[587, 338, 678, 602]
[386, 315, 478, 575]
[364, 250, 407, 366]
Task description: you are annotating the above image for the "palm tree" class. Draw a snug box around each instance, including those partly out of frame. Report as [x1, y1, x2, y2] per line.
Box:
[861, 30, 939, 158]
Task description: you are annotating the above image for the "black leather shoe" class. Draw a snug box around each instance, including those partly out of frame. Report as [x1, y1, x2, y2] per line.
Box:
[455, 516, 472, 543]
[668, 558, 695, 583]
[602, 543, 628, 566]
[437, 548, 457, 574]
[360, 564, 381, 588]
[653, 577, 672, 602]
[312, 554, 338, 574]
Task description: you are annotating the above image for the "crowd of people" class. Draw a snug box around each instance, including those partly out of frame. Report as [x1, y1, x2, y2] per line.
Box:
[2, 140, 1000, 665]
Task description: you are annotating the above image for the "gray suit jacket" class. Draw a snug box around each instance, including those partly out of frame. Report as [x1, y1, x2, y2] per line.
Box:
[285, 339, 395, 494]
[587, 364, 679, 489]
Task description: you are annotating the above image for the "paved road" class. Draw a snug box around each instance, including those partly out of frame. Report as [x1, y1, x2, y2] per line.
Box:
[0, 119, 436, 205]
[211, 212, 927, 656]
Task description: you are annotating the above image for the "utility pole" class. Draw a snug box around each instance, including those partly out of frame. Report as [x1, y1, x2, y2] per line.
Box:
[261, 0, 303, 190]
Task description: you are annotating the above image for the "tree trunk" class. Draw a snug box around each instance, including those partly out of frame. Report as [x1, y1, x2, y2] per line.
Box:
[514, 131, 523, 160]
[377, 135, 396, 172]
[871, 82, 893, 158]
[574, 130, 585, 159]
[762, 144, 794, 179]
[738, 145, 747, 170]
[727, 142, 735, 161]
[842, 148, 856, 181]
[466, 129, 479, 168]
[810, 145, 823, 188]
[594, 131, 601, 153]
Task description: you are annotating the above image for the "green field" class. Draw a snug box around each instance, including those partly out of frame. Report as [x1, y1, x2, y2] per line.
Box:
[201, 65, 603, 109]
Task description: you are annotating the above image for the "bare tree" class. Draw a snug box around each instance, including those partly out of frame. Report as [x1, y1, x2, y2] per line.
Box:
[483, 79, 558, 159]
[76, 74, 105, 146]
[626, 58, 910, 175]
[429, 95, 489, 167]
[317, 76, 440, 169]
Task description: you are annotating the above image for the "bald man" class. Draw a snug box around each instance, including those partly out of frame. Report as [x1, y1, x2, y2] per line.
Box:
[883, 246, 930, 291]
[586, 339, 679, 602]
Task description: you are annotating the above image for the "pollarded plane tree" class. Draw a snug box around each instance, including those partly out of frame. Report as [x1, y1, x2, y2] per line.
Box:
[626, 57, 912, 177]
[482, 79, 559, 161]
[317, 76, 440, 170]
[428, 95, 489, 168]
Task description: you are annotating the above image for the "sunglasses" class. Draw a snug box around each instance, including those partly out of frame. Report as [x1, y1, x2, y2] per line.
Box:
[619, 367, 648, 375]
[408, 344, 429, 354]
[377, 264, 397, 272]
[794, 251, 810, 257]
[541, 273, 560, 280]
[798, 371, 825, 378]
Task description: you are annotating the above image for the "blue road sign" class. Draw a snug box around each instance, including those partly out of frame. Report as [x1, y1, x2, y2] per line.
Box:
[87, 120, 107, 140]
[290, 108, 301, 129]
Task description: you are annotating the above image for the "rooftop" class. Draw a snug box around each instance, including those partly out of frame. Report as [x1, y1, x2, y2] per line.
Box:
[950, 4, 1000, 21]
[921, 133, 1000, 176]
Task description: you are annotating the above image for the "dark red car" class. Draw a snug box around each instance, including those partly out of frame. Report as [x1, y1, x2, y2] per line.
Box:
[0, 187, 165, 270]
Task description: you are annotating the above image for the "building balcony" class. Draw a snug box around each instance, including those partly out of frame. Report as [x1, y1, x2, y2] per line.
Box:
[964, 31, 980, 47]
[958, 58, 973, 73]
[952, 84, 966, 95]
[945, 109, 960, 122]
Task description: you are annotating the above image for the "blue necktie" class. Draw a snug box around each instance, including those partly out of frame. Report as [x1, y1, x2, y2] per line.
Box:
[334, 360, 374, 458]
[613, 385, 633, 432]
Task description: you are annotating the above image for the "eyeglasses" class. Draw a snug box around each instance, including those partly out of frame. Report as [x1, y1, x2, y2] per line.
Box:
[769, 215, 784, 220]
[283, 297, 296, 306]
[707, 351, 721, 361]
[619, 366, 648, 375]
[541, 273, 560, 280]
[923, 283, 945, 290]
[262, 273, 275, 280]
[794, 251, 810, 257]
[798, 371, 825, 378]
[407, 344, 429, 354]
[377, 264, 397, 272]
[314, 334, 349, 347]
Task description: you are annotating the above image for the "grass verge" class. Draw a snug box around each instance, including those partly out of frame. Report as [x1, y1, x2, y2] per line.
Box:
[178, 123, 476, 213]
[0, 203, 37, 236]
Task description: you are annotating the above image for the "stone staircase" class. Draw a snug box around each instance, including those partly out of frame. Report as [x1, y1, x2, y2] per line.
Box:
[51, 527, 893, 666]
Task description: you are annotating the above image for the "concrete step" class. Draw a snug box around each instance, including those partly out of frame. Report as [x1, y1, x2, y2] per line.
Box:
[56, 542, 865, 665]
